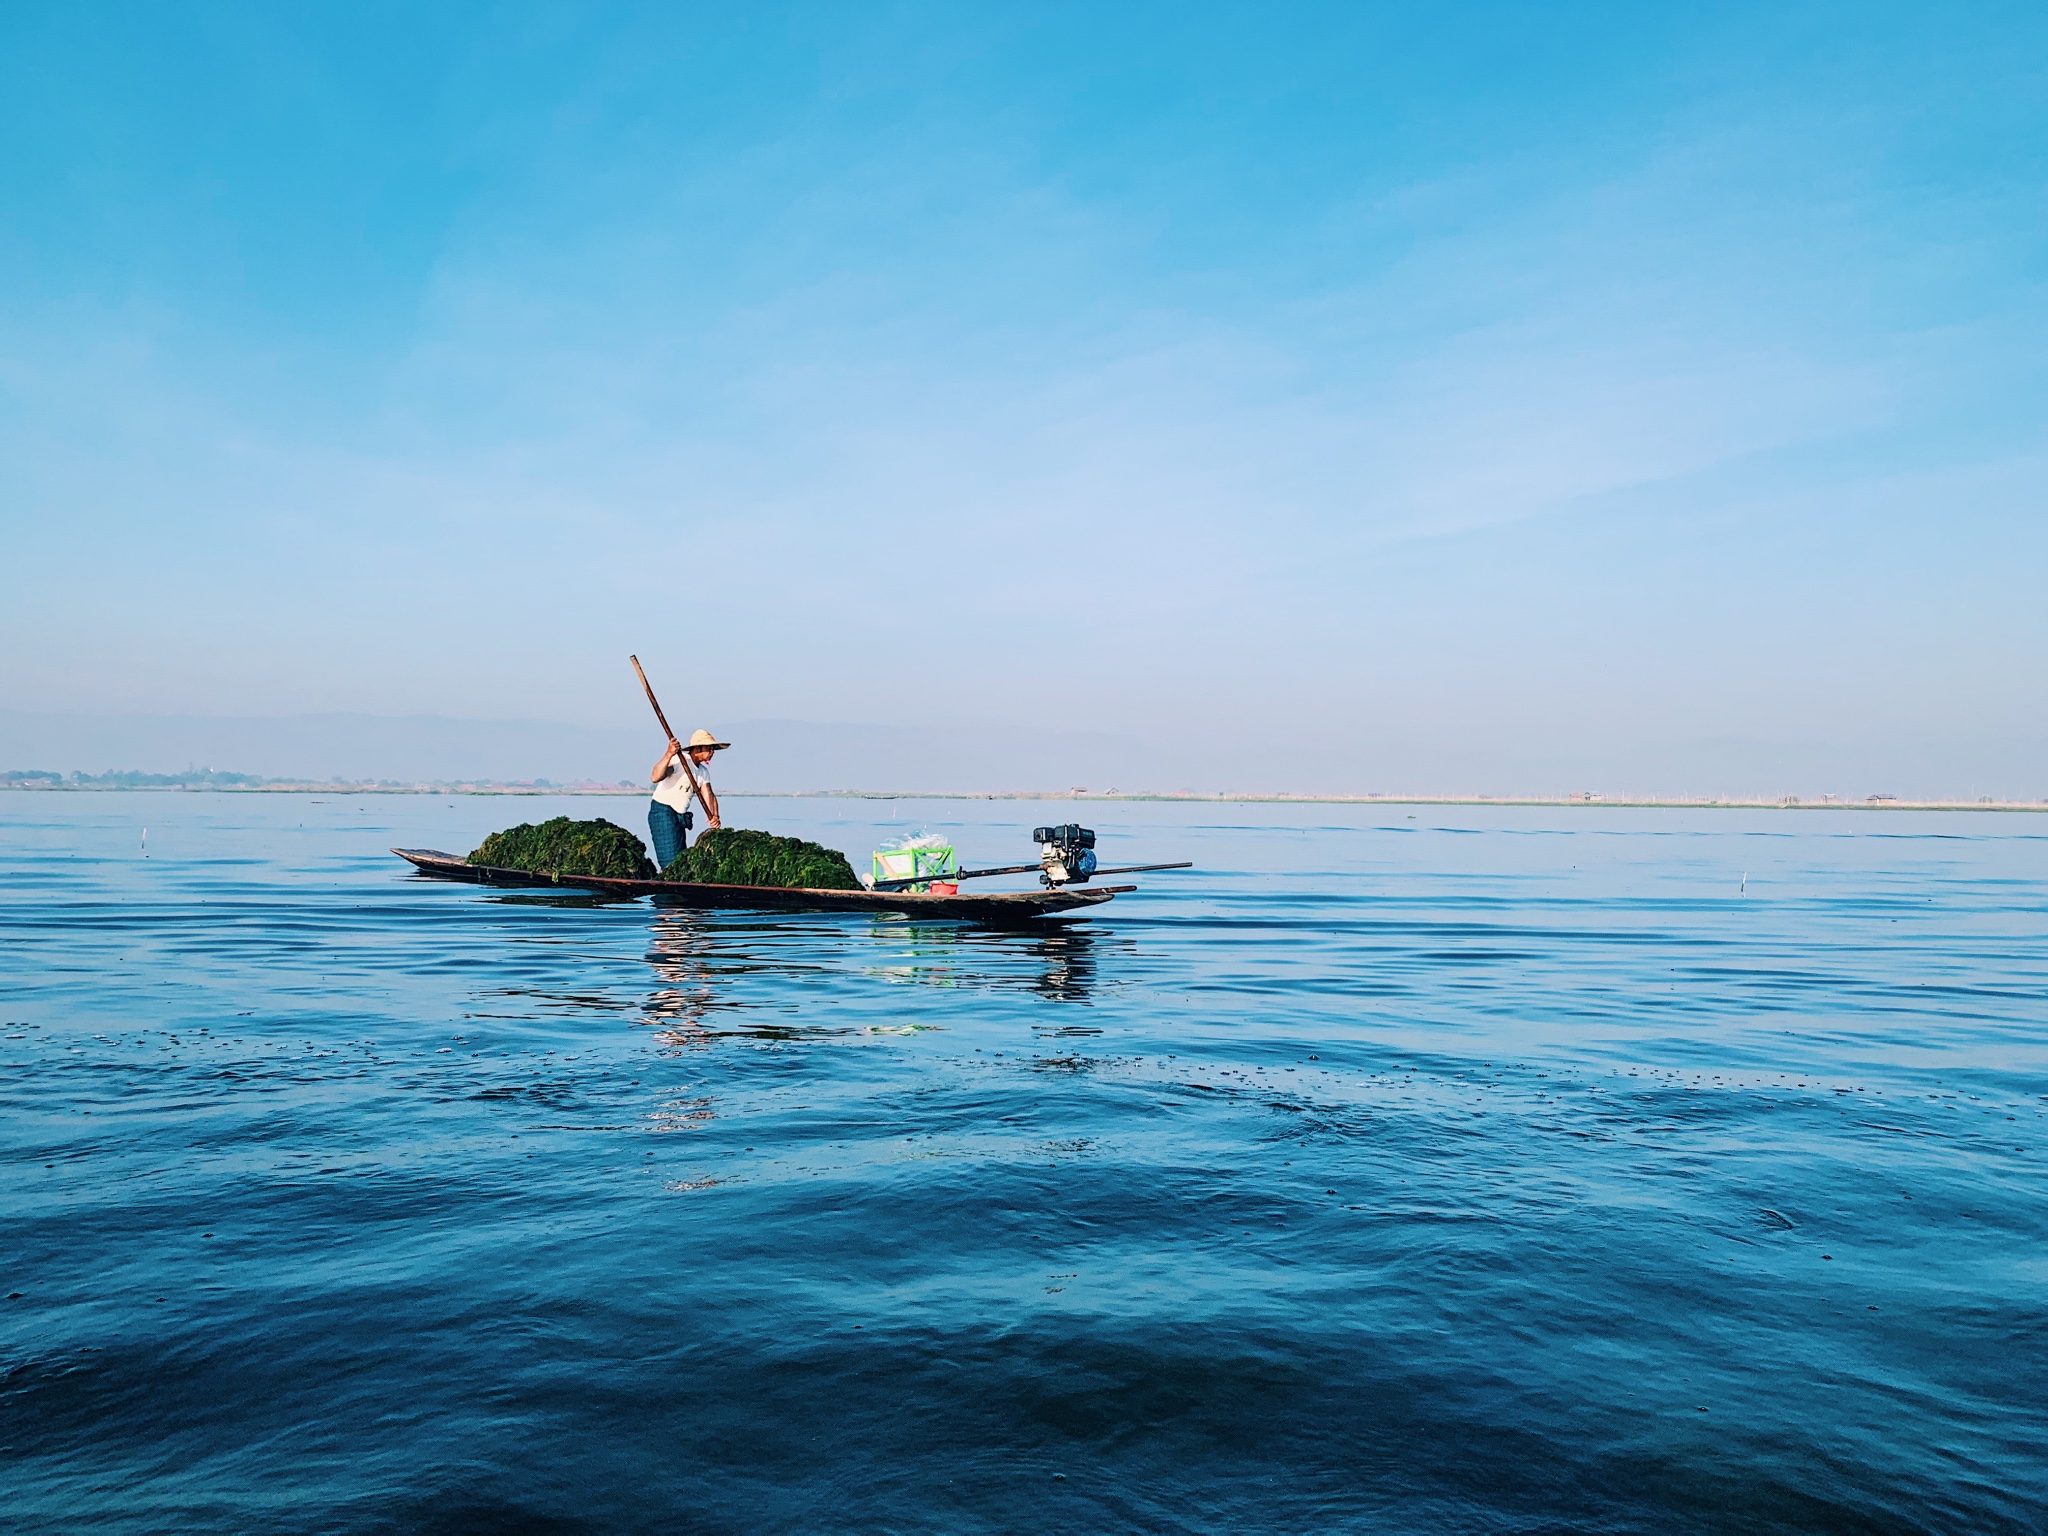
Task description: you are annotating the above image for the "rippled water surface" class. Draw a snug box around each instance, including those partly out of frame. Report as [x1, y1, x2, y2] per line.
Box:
[3, 792, 2045, 1533]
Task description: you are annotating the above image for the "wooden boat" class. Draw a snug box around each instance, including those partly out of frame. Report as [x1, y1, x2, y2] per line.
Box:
[392, 848, 1129, 920]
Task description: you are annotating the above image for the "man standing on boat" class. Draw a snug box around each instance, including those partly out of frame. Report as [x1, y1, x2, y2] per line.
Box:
[649, 728, 725, 870]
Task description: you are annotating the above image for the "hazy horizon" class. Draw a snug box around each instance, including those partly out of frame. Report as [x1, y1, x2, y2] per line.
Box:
[3, 707, 2041, 802]
[4, 5, 2043, 790]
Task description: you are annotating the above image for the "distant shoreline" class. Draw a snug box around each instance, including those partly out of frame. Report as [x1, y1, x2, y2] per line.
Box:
[2, 783, 2042, 812]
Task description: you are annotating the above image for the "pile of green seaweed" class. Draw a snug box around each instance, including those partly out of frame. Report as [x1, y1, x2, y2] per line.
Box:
[469, 817, 656, 880]
[660, 827, 861, 890]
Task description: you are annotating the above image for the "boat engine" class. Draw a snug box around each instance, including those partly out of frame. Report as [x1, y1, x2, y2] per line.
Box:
[1032, 824, 1098, 886]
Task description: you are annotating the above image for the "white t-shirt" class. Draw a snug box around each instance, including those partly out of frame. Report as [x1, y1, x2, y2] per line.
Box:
[652, 754, 713, 814]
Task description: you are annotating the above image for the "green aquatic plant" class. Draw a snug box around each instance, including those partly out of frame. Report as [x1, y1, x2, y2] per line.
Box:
[469, 817, 656, 880]
[660, 827, 862, 889]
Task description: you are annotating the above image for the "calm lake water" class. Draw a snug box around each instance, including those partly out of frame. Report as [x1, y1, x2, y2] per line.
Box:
[2, 792, 2044, 1533]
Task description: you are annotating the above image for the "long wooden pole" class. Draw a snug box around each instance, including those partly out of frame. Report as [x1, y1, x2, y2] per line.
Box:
[629, 654, 706, 808]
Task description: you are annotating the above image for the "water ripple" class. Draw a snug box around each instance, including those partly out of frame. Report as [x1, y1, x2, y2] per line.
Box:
[3, 794, 2045, 1532]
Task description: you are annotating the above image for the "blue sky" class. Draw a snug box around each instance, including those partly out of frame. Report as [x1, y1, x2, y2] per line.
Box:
[3, 2, 2044, 792]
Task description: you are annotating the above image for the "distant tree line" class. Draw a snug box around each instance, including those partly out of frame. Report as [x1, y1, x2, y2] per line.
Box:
[0, 769, 631, 790]
[1, 768, 268, 787]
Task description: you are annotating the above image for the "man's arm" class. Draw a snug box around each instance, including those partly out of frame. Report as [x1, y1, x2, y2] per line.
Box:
[698, 779, 721, 829]
[651, 740, 681, 784]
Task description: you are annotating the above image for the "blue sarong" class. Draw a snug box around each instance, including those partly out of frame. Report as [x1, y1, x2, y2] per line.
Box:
[648, 801, 692, 872]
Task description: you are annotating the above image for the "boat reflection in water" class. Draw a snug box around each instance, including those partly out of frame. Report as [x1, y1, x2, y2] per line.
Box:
[639, 910, 1125, 1044]
[863, 918, 1115, 1005]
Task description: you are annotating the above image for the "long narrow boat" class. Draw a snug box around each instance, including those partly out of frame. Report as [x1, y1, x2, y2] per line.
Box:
[392, 848, 1128, 920]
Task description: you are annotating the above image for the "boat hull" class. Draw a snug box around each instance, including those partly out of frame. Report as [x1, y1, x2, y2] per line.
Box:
[391, 849, 1124, 920]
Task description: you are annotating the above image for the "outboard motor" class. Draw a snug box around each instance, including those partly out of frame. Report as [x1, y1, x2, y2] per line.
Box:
[1032, 824, 1098, 886]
